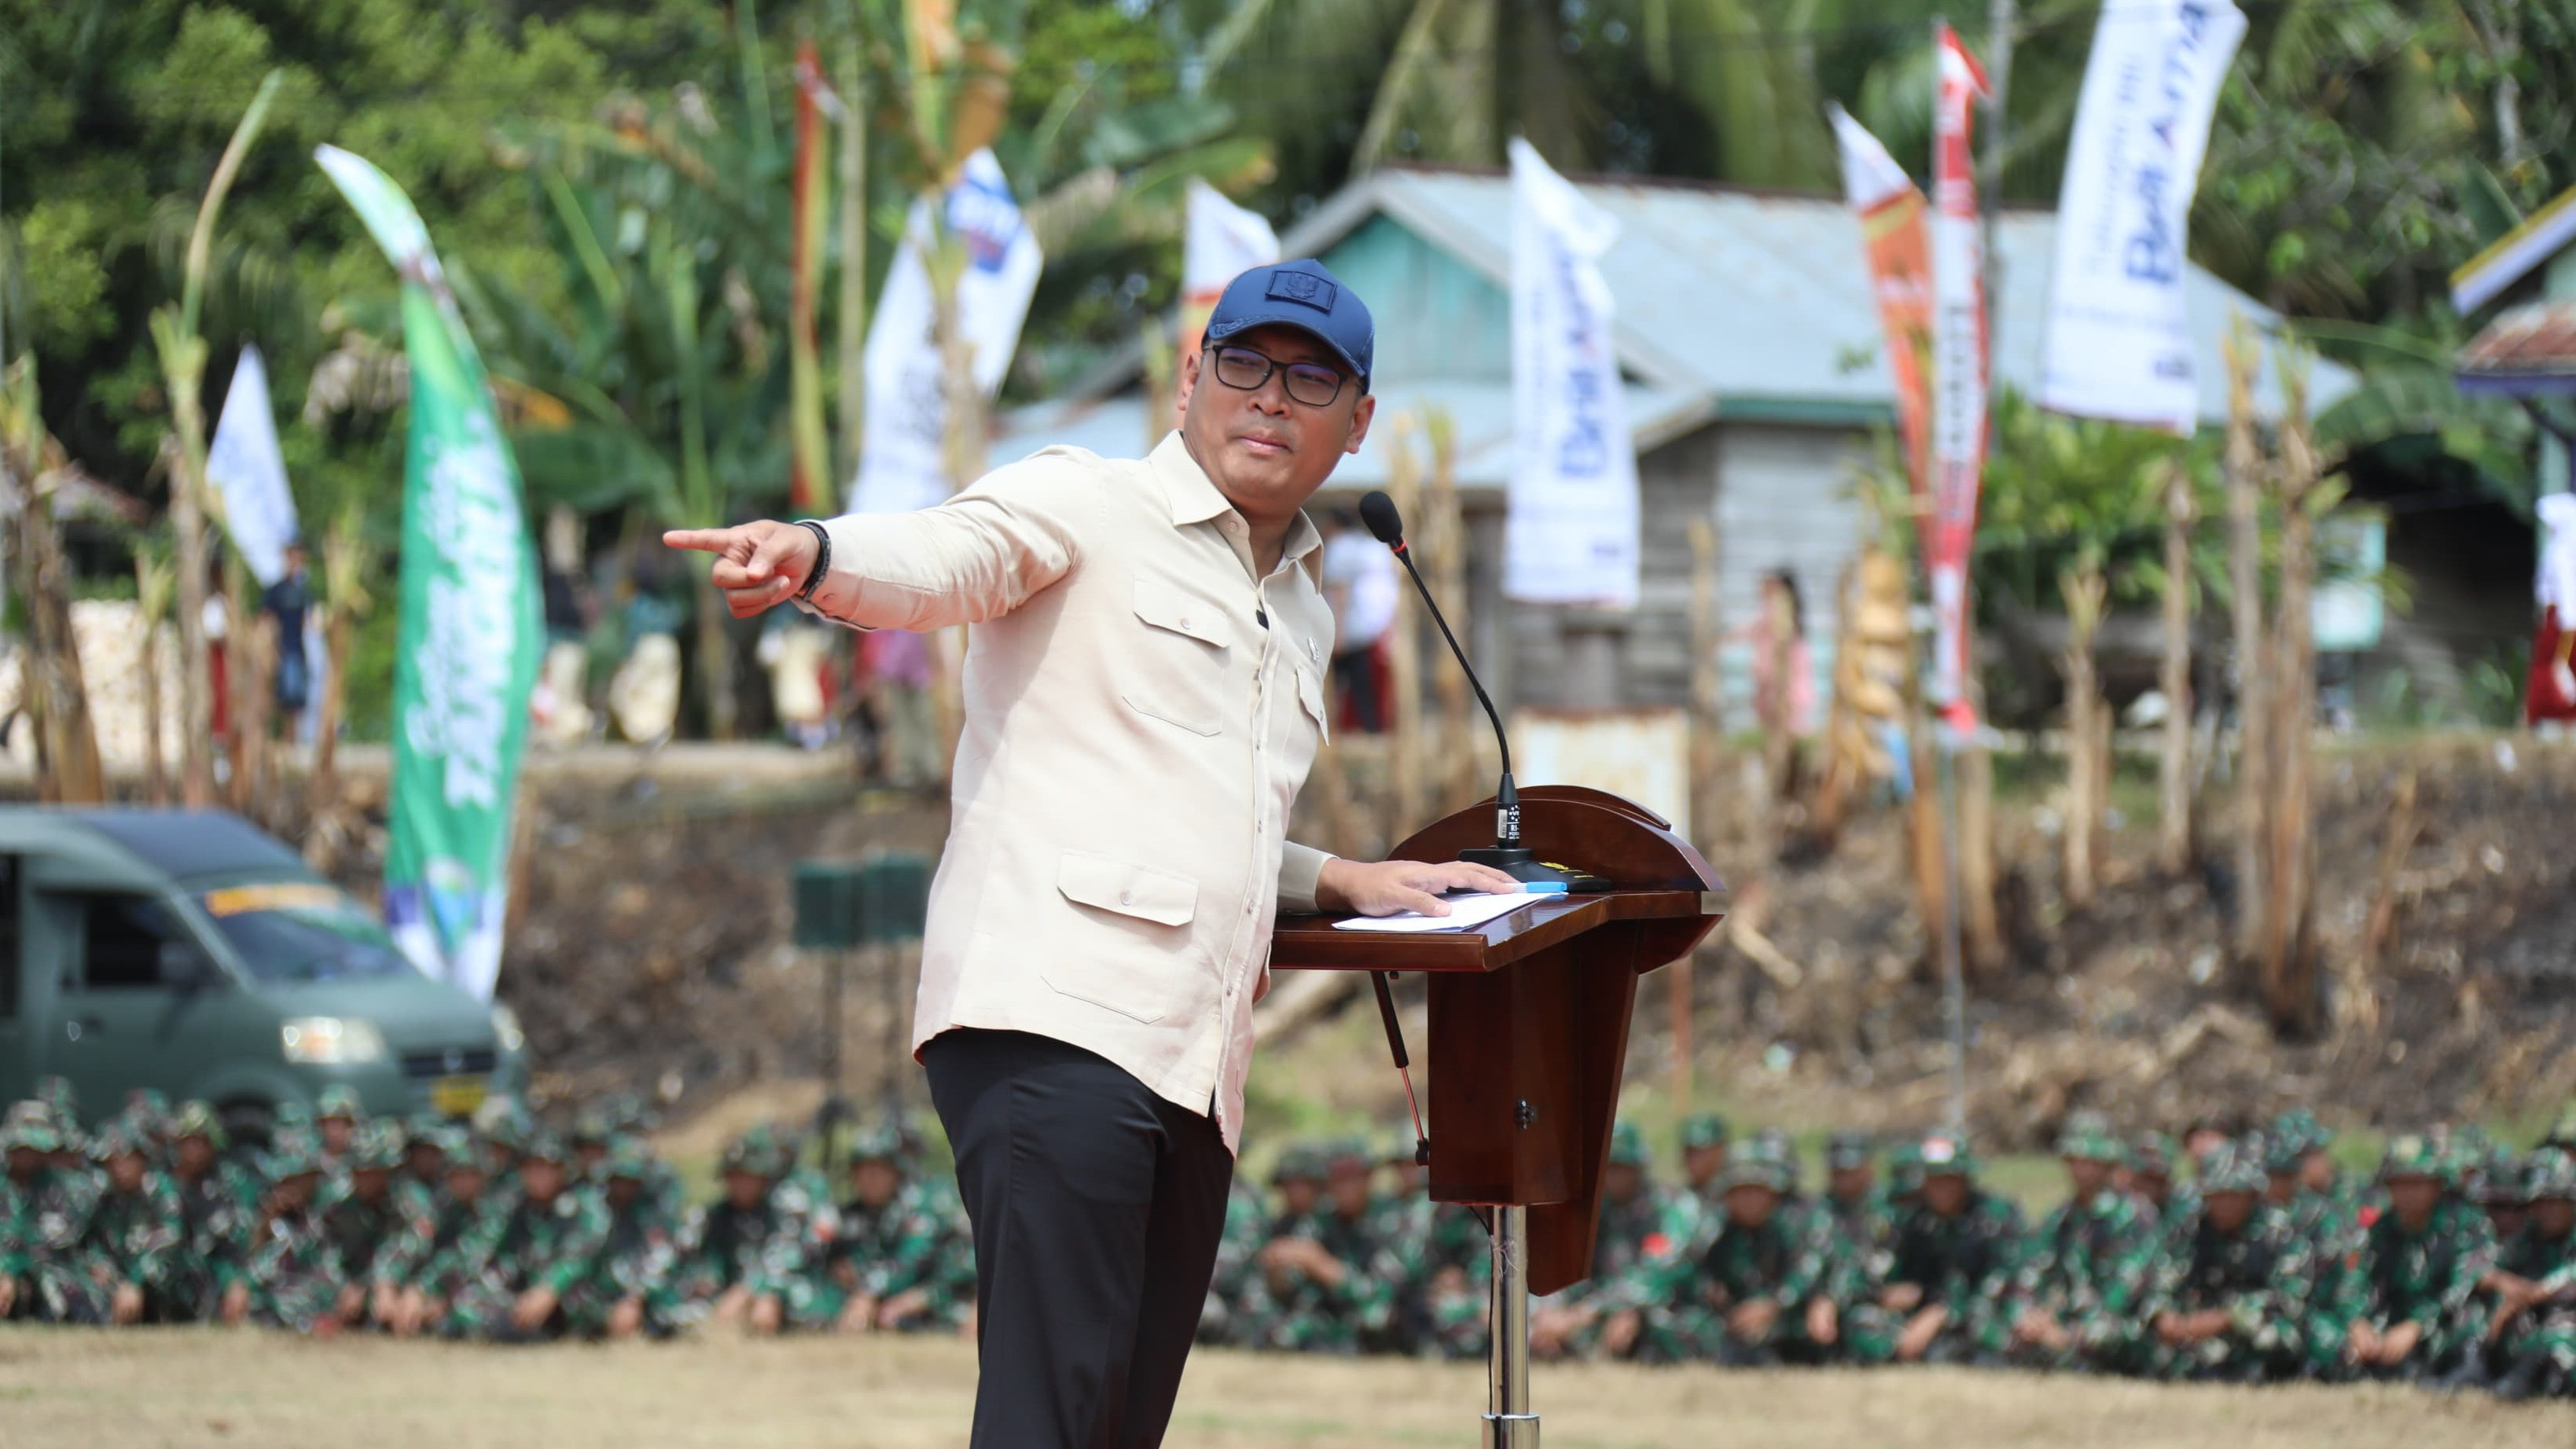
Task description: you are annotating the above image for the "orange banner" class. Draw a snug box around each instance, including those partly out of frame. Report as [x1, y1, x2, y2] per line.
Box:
[1860, 189, 1935, 498]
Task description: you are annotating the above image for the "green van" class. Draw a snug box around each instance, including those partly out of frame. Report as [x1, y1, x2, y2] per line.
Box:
[0, 809, 526, 1138]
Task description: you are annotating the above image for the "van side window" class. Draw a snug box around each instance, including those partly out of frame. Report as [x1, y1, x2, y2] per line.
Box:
[58, 893, 197, 991]
[0, 857, 17, 1019]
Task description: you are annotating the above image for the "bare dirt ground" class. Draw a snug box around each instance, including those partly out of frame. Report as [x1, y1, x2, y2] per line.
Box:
[2, 1326, 2570, 1449]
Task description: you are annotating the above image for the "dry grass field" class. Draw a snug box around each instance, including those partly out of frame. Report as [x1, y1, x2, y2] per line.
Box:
[4, 1326, 2573, 1449]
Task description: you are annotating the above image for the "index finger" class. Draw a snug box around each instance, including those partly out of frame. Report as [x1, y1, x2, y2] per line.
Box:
[663, 528, 740, 554]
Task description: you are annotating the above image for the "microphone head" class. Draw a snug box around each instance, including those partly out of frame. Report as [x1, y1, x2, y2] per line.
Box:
[1358, 491, 1406, 547]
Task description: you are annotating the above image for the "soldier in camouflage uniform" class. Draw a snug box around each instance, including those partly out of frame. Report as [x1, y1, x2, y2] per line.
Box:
[1359, 1127, 1444, 1358]
[2141, 1141, 2311, 1381]
[77, 1124, 189, 1324]
[2467, 1147, 2576, 1400]
[1679, 1114, 1730, 1203]
[238, 1136, 347, 1333]
[673, 1127, 830, 1334]
[1619, 1154, 1839, 1365]
[439, 1131, 612, 1342]
[385, 1126, 496, 1337]
[318, 1120, 438, 1330]
[1200, 1175, 1270, 1347]
[795, 1126, 970, 1335]
[314, 1085, 366, 1172]
[560, 1139, 682, 1340]
[1527, 1123, 1693, 1360]
[1240, 1140, 1402, 1355]
[2329, 1135, 2497, 1382]
[1988, 1116, 2161, 1373]
[167, 1102, 258, 1320]
[1, 1112, 106, 1322]
[1819, 1131, 1894, 1304]
[2128, 1131, 2190, 1239]
[1856, 1135, 2022, 1365]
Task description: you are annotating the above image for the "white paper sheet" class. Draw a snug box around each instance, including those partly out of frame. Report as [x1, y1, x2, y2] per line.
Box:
[1330, 890, 1549, 934]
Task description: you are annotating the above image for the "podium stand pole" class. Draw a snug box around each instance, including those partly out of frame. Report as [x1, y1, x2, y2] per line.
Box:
[1483, 1205, 1538, 1447]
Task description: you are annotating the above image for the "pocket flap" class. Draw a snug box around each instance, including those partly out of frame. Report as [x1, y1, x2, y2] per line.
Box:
[1297, 665, 1330, 745]
[1133, 577, 1230, 649]
[1056, 851, 1198, 928]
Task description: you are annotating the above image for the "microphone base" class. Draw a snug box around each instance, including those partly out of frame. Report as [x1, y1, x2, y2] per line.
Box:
[1461, 846, 1615, 895]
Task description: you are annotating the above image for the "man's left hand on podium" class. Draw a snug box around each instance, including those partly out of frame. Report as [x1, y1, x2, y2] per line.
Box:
[1315, 858, 1523, 918]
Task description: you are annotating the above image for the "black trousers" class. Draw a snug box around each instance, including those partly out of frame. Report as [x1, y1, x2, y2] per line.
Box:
[924, 1028, 1233, 1449]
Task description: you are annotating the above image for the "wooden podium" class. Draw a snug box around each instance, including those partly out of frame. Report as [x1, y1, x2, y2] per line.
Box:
[1271, 785, 1724, 1447]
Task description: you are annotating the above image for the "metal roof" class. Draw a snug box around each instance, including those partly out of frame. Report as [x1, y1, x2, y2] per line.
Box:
[2451, 186, 2576, 315]
[1278, 165, 2350, 427]
[2457, 299, 2576, 397]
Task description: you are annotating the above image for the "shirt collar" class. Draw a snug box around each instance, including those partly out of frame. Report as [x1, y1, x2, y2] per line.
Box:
[1151, 432, 1325, 568]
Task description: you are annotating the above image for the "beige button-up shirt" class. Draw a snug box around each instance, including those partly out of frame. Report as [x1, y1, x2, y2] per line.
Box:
[802, 433, 1336, 1149]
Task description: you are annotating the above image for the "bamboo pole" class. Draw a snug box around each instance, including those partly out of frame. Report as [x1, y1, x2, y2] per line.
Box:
[1958, 728, 2005, 976]
[1686, 517, 1723, 845]
[155, 72, 282, 807]
[1423, 409, 1474, 809]
[135, 546, 172, 806]
[2157, 460, 2196, 875]
[1385, 414, 1426, 833]
[2222, 317, 2269, 960]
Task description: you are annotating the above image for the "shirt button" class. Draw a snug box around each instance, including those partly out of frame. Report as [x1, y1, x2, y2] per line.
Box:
[1119, 891, 1135, 907]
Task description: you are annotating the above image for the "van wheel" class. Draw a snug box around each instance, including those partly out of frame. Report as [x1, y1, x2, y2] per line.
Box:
[219, 1100, 276, 1151]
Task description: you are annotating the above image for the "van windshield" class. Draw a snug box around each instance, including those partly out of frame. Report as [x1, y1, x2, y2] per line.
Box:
[196, 883, 417, 984]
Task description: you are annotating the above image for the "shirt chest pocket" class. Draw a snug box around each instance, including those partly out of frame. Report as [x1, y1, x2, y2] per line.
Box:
[1121, 576, 1233, 737]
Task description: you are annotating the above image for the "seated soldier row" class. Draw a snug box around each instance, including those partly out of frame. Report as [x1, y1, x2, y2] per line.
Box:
[0, 1079, 971, 1343]
[9, 1074, 2570, 1399]
[1195, 1109, 2576, 1400]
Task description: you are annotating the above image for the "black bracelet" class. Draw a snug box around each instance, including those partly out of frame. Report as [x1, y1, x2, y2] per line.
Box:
[794, 520, 832, 602]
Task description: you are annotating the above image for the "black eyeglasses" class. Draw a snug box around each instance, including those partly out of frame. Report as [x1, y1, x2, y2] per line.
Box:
[1209, 344, 1350, 408]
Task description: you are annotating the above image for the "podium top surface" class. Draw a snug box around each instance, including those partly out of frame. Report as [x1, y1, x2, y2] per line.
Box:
[1271, 888, 1722, 973]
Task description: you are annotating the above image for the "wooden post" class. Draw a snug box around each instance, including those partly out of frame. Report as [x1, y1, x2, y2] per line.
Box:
[1686, 517, 1723, 846]
[1385, 414, 1426, 833]
[2261, 350, 2320, 1034]
[223, 554, 270, 817]
[2157, 460, 2196, 875]
[1959, 726, 2005, 976]
[2223, 317, 2269, 961]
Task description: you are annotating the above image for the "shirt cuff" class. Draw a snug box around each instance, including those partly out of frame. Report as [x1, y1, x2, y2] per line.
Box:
[1277, 842, 1333, 914]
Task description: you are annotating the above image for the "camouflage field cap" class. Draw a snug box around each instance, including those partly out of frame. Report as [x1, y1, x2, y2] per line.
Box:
[1608, 1121, 1650, 1169]
[2262, 1130, 2313, 1175]
[1270, 1143, 1328, 1186]
[2056, 1111, 2122, 1164]
[2379, 1134, 2445, 1184]
[519, 1129, 572, 1168]
[845, 1123, 905, 1165]
[720, 1125, 789, 1179]
[2525, 1146, 2576, 1203]
[1715, 1157, 1791, 1197]
[90, 1122, 153, 1162]
[1919, 1133, 1977, 1180]
[316, 1084, 366, 1123]
[265, 1135, 325, 1180]
[603, 1138, 653, 1182]
[1825, 1131, 1874, 1171]
[2130, 1131, 2177, 1177]
[2269, 1108, 2331, 1159]
[2198, 1141, 2266, 1195]
[3, 1115, 64, 1156]
[170, 1101, 228, 1150]
[1681, 1113, 1732, 1151]
[355, 1120, 409, 1172]
[1887, 1138, 1927, 1194]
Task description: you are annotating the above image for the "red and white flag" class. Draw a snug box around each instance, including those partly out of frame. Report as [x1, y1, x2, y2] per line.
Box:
[1927, 22, 1990, 730]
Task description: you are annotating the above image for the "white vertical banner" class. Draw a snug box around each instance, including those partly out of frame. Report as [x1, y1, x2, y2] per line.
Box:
[2040, 0, 2246, 433]
[204, 344, 303, 586]
[1505, 138, 1640, 610]
[851, 149, 1045, 514]
[1180, 179, 1279, 358]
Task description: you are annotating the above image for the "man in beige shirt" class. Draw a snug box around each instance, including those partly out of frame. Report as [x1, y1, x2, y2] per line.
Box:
[670, 259, 1512, 1447]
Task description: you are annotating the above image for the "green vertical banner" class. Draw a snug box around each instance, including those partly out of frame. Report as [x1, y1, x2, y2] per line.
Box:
[316, 145, 542, 1002]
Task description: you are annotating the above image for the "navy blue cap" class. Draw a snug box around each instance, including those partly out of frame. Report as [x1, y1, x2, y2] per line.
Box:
[1203, 259, 1373, 392]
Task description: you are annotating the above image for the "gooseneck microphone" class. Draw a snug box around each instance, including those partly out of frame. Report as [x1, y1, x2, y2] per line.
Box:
[1358, 490, 1532, 873]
